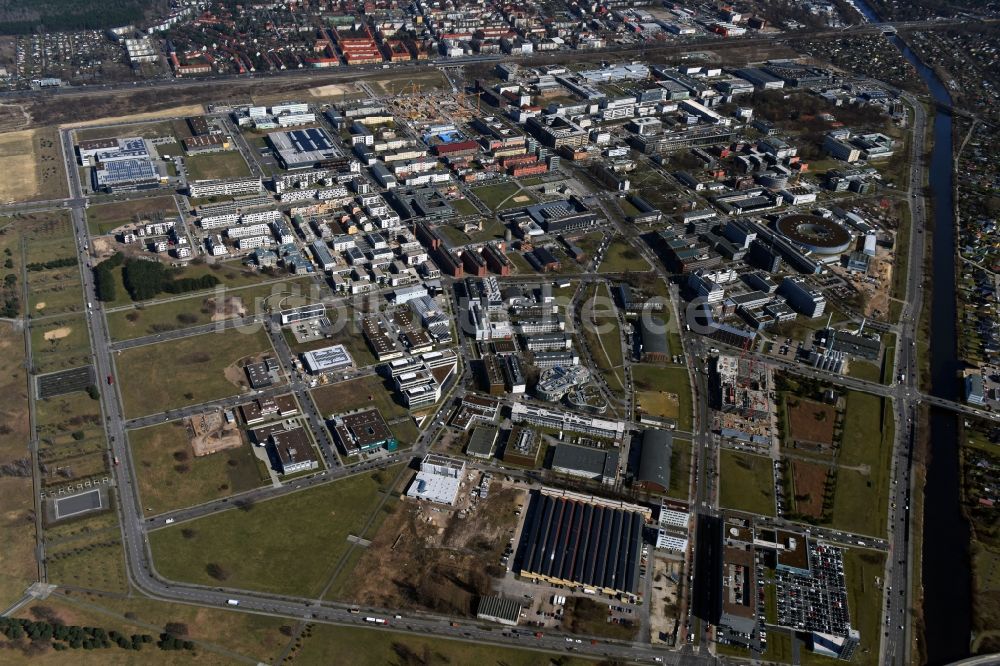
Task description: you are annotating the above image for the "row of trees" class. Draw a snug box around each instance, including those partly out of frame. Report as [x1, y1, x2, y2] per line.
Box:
[26, 257, 76, 272]
[0, 616, 196, 653]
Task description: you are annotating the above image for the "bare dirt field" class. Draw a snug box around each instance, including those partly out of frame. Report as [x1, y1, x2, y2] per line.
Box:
[188, 411, 243, 457]
[342, 480, 523, 616]
[786, 398, 837, 446]
[636, 389, 679, 420]
[43, 326, 72, 341]
[207, 295, 246, 322]
[791, 459, 830, 519]
[308, 83, 362, 99]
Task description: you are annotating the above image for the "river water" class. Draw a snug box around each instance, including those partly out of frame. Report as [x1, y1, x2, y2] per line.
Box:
[847, 1, 972, 662]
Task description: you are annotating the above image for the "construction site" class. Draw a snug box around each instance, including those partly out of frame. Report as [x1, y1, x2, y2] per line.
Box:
[709, 353, 775, 445]
[187, 410, 244, 458]
[338, 472, 526, 617]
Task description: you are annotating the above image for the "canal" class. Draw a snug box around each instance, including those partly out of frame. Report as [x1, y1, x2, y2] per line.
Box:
[851, 1, 972, 662]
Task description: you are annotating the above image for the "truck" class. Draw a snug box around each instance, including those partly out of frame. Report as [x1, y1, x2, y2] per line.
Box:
[226, 599, 239, 606]
[364, 617, 387, 625]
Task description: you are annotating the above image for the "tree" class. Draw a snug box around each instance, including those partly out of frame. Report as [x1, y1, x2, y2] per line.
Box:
[205, 562, 230, 581]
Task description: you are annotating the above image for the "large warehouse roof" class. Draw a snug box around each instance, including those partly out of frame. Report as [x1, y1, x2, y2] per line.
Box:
[551, 443, 619, 482]
[516, 492, 644, 596]
[637, 429, 673, 491]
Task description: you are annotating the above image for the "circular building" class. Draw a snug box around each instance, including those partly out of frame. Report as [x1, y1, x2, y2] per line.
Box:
[775, 214, 852, 255]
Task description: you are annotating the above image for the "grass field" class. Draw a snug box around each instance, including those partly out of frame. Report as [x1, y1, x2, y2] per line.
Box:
[116, 327, 273, 418]
[75, 118, 193, 142]
[16, 592, 290, 665]
[292, 624, 597, 666]
[0, 127, 68, 203]
[449, 197, 480, 217]
[310, 374, 407, 419]
[106, 277, 312, 341]
[150, 470, 399, 597]
[35, 391, 106, 472]
[184, 151, 251, 181]
[101, 259, 288, 308]
[667, 437, 692, 500]
[848, 360, 882, 383]
[832, 391, 894, 536]
[29, 314, 92, 374]
[45, 533, 128, 593]
[632, 364, 693, 431]
[719, 450, 776, 516]
[0, 322, 37, 608]
[85, 195, 179, 236]
[129, 421, 268, 515]
[28, 268, 84, 317]
[841, 549, 888, 666]
[598, 239, 651, 274]
[471, 182, 524, 211]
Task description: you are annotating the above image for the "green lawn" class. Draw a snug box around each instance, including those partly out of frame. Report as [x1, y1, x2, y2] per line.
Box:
[106, 278, 312, 341]
[184, 151, 251, 180]
[831, 391, 894, 536]
[667, 437, 691, 500]
[116, 327, 273, 418]
[85, 196, 179, 236]
[309, 374, 407, 419]
[598, 239, 651, 274]
[719, 450, 776, 517]
[839, 549, 887, 666]
[28, 268, 84, 317]
[847, 360, 881, 383]
[129, 421, 269, 515]
[149, 470, 399, 597]
[449, 197, 480, 216]
[471, 182, 523, 211]
[29, 314, 92, 374]
[46, 534, 128, 593]
[294, 625, 598, 666]
[632, 364, 693, 431]
[390, 419, 420, 447]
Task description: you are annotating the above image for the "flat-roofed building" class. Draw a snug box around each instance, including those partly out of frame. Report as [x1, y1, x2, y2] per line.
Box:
[511, 402, 625, 441]
[466, 424, 499, 460]
[406, 454, 466, 505]
[332, 408, 397, 454]
[302, 344, 353, 374]
[268, 427, 319, 475]
[280, 303, 326, 325]
[551, 443, 620, 485]
[476, 596, 522, 626]
[516, 489, 648, 598]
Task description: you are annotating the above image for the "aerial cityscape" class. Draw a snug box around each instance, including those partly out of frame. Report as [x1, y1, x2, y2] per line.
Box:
[0, 0, 997, 664]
